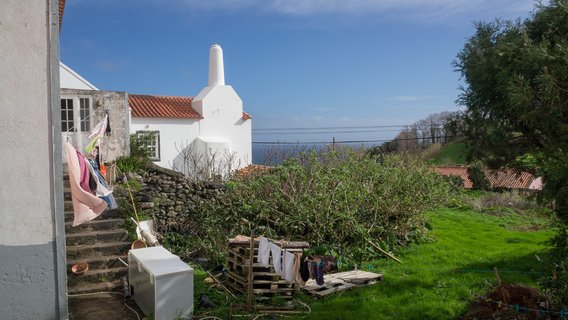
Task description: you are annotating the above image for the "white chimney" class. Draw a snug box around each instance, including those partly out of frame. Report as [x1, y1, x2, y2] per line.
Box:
[208, 44, 225, 87]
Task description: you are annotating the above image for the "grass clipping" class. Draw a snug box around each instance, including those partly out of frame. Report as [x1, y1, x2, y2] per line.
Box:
[164, 151, 455, 264]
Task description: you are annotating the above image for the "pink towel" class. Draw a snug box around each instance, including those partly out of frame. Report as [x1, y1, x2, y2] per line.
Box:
[66, 142, 107, 226]
[77, 149, 92, 193]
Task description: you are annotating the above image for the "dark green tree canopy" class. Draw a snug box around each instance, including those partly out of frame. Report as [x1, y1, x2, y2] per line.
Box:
[455, 1, 568, 224]
[455, 1, 568, 169]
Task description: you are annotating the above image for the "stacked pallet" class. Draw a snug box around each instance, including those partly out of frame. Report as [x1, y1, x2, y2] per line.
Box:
[226, 236, 309, 300]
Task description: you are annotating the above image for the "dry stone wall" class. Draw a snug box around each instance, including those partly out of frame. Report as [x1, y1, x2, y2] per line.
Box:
[134, 163, 225, 228]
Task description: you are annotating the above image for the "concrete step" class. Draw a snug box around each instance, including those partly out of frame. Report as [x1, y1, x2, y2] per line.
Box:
[65, 208, 121, 223]
[66, 230, 129, 246]
[67, 242, 131, 261]
[67, 279, 124, 295]
[66, 218, 125, 234]
[67, 266, 128, 287]
[67, 254, 128, 273]
[67, 279, 123, 296]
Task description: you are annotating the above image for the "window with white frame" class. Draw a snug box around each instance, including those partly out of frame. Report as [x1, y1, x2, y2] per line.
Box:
[61, 97, 91, 132]
[136, 131, 160, 161]
[79, 97, 91, 132]
[61, 98, 74, 132]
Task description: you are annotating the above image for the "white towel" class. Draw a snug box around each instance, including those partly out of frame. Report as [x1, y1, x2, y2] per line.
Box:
[270, 243, 282, 274]
[282, 250, 296, 283]
[257, 237, 271, 267]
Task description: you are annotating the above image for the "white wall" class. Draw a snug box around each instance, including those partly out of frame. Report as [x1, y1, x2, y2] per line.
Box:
[60, 62, 98, 90]
[0, 1, 67, 318]
[131, 117, 200, 170]
[193, 85, 252, 170]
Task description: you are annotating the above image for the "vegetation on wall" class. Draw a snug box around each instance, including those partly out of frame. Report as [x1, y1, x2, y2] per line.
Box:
[162, 150, 455, 265]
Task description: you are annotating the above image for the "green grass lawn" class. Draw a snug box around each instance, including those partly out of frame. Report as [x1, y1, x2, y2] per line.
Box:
[429, 141, 468, 165]
[301, 208, 554, 320]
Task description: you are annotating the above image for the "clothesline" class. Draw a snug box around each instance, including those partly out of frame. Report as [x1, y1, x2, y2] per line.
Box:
[256, 236, 333, 287]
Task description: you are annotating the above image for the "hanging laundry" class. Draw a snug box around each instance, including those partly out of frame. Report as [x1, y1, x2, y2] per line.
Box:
[257, 237, 271, 268]
[293, 252, 305, 286]
[88, 114, 108, 139]
[315, 261, 325, 285]
[282, 250, 296, 283]
[85, 115, 108, 157]
[300, 258, 310, 283]
[66, 142, 107, 226]
[87, 159, 117, 209]
[105, 112, 111, 135]
[77, 149, 93, 194]
[270, 243, 282, 274]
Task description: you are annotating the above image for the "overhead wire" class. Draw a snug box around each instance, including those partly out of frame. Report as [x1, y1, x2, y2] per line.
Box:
[252, 135, 466, 145]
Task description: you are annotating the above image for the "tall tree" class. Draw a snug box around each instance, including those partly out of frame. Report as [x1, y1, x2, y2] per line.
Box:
[455, 1, 568, 220]
[455, 1, 568, 302]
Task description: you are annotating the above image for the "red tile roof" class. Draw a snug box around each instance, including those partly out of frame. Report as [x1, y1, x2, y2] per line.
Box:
[59, 0, 65, 32]
[236, 164, 272, 178]
[129, 94, 202, 119]
[433, 166, 541, 190]
[485, 169, 535, 190]
[129, 94, 252, 120]
[433, 166, 472, 188]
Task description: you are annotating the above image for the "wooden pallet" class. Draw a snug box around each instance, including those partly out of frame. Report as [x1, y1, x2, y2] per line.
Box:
[302, 270, 384, 297]
[225, 236, 309, 300]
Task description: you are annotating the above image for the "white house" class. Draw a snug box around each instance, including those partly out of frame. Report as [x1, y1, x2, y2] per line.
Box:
[59, 61, 130, 164]
[129, 44, 252, 178]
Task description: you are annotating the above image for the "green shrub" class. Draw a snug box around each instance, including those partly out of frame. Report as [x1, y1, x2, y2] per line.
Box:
[115, 134, 151, 174]
[468, 161, 490, 190]
[180, 150, 455, 264]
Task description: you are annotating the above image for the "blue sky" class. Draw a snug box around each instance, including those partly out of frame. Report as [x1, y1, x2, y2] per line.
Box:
[60, 0, 536, 144]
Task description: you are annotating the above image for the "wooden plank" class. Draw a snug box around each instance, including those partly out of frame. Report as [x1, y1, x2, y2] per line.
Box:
[302, 270, 383, 297]
[228, 236, 309, 249]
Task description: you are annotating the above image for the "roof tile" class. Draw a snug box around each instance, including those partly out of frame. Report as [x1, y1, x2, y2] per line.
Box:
[433, 166, 541, 190]
[129, 94, 202, 119]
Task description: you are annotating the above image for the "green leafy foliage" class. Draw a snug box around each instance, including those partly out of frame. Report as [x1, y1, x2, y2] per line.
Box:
[115, 134, 151, 174]
[455, 2, 568, 304]
[180, 150, 455, 265]
[467, 161, 491, 191]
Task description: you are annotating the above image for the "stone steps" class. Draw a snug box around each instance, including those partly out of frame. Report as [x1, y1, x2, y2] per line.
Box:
[65, 218, 125, 234]
[65, 207, 121, 222]
[67, 254, 128, 272]
[67, 267, 128, 287]
[67, 279, 124, 295]
[66, 229, 129, 246]
[67, 241, 131, 261]
[64, 166, 132, 295]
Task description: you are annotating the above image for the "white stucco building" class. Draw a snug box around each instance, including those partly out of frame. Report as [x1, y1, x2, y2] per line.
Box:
[59, 61, 130, 164]
[129, 44, 252, 178]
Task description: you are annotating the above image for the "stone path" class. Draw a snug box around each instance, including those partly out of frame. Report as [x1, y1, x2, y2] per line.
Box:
[68, 293, 143, 320]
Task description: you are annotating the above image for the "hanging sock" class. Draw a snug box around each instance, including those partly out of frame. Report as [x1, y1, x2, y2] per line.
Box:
[282, 250, 296, 283]
[294, 253, 305, 286]
[270, 243, 282, 274]
[257, 237, 271, 268]
[105, 112, 111, 135]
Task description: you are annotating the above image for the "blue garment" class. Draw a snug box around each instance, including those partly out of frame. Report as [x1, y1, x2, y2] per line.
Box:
[87, 159, 117, 209]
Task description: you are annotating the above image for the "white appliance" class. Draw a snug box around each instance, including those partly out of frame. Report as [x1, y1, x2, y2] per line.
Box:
[128, 246, 194, 320]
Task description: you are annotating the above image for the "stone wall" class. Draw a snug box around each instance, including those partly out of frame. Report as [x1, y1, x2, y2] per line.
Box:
[134, 163, 225, 228]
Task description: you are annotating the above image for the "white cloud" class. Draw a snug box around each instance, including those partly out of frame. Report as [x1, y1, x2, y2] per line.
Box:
[171, 0, 536, 20]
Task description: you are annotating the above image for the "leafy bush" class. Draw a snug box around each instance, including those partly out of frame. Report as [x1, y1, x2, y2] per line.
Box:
[541, 227, 568, 307]
[175, 150, 455, 264]
[468, 161, 490, 190]
[115, 135, 151, 174]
